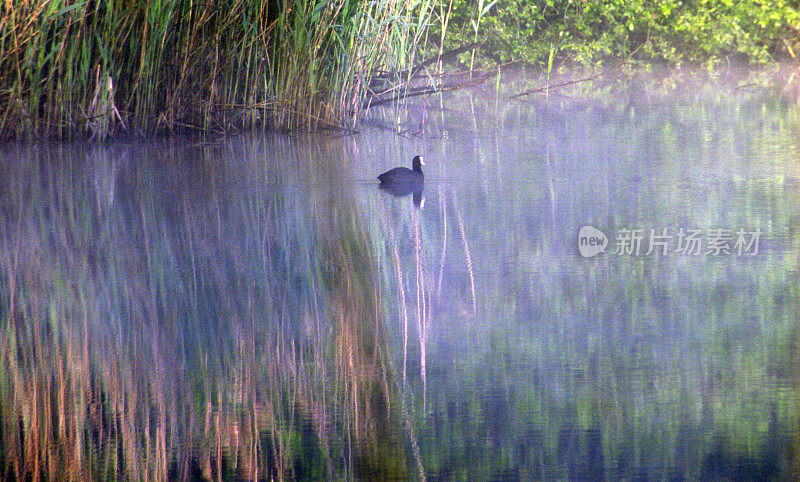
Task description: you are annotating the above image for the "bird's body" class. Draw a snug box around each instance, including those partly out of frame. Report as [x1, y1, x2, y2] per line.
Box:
[378, 156, 425, 186]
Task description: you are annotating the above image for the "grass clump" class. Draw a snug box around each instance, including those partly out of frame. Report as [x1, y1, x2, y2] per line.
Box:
[0, 0, 435, 139]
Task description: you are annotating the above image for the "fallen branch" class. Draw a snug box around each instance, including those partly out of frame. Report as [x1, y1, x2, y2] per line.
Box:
[508, 74, 599, 100]
[363, 70, 496, 109]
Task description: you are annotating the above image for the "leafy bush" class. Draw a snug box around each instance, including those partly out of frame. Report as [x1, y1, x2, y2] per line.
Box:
[432, 0, 800, 68]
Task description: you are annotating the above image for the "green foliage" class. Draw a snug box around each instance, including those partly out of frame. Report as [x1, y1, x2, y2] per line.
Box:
[432, 0, 800, 68]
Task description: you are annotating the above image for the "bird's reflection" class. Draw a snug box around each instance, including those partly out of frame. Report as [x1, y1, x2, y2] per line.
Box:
[379, 181, 425, 209]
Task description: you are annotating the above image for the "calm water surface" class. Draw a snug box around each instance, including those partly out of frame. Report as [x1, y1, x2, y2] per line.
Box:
[1, 79, 798, 479]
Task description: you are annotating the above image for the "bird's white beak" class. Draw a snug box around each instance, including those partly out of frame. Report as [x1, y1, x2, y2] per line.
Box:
[419, 156, 425, 166]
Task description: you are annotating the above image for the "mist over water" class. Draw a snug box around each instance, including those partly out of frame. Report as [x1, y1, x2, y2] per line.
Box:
[1, 73, 798, 478]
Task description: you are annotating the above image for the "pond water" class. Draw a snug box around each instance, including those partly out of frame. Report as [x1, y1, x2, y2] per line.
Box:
[1, 74, 798, 479]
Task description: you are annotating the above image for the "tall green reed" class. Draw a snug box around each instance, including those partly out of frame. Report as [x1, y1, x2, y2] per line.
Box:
[0, 0, 437, 138]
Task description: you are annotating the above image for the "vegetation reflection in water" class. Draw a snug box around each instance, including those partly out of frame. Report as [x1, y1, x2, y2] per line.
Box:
[362, 76, 800, 479]
[1, 79, 799, 479]
[0, 138, 418, 479]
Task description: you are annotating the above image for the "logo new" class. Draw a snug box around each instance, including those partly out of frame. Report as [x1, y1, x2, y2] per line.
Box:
[578, 226, 608, 258]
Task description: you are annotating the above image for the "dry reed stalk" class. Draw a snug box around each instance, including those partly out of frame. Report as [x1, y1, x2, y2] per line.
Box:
[451, 189, 476, 316]
[437, 186, 447, 299]
[413, 209, 427, 393]
[393, 243, 409, 383]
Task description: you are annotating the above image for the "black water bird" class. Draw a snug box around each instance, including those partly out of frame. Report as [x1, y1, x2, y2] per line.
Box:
[378, 156, 425, 208]
[378, 155, 425, 186]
